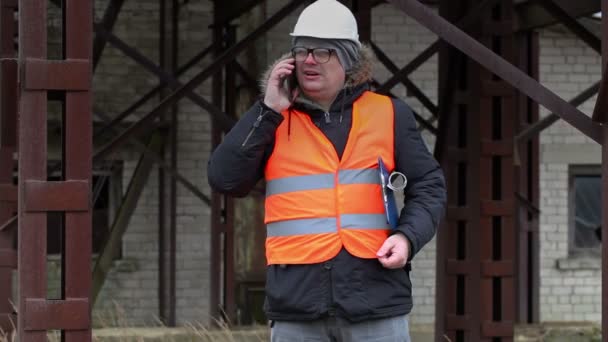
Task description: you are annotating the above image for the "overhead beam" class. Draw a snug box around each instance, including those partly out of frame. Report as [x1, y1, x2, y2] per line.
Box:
[515, 0, 599, 31]
[377, 0, 499, 93]
[534, 0, 601, 54]
[517, 81, 600, 142]
[388, 0, 602, 143]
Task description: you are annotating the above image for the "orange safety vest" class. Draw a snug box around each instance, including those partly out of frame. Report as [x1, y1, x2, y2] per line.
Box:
[264, 91, 395, 265]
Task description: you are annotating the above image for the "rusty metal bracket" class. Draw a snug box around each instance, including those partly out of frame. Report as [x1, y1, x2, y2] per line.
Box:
[388, 0, 603, 143]
[24, 59, 91, 91]
[23, 180, 90, 212]
[23, 298, 90, 331]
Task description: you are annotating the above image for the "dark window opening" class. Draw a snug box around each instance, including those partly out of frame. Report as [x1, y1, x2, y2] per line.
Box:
[569, 166, 601, 255]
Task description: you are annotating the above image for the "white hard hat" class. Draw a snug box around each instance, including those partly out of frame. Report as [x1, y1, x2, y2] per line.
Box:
[290, 0, 361, 47]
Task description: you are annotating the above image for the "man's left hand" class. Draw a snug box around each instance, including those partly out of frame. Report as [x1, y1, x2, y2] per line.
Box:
[376, 234, 410, 269]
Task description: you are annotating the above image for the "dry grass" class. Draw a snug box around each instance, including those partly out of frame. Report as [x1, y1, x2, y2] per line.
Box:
[0, 302, 268, 342]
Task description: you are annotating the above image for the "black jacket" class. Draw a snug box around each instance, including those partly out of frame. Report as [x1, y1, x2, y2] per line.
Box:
[207, 82, 446, 322]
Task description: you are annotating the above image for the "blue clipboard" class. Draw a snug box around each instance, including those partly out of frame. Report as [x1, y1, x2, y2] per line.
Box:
[378, 156, 399, 229]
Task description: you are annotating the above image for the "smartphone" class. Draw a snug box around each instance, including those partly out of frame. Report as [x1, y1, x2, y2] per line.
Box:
[282, 61, 299, 101]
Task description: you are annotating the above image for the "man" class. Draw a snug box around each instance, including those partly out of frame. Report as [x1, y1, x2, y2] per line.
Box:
[208, 0, 446, 340]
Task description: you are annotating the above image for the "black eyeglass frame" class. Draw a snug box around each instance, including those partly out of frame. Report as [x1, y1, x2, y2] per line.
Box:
[291, 47, 335, 64]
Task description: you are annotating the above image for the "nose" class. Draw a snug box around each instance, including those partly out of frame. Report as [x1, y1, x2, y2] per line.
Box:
[304, 52, 317, 64]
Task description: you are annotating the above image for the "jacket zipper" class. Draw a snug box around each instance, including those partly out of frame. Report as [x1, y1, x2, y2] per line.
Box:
[324, 111, 331, 123]
[241, 108, 264, 147]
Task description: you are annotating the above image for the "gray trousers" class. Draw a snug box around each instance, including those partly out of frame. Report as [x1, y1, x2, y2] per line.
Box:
[270, 314, 411, 342]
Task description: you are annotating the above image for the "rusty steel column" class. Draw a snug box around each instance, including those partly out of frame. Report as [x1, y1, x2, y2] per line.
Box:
[437, 1, 524, 341]
[18, 0, 92, 341]
[476, 2, 518, 340]
[0, 0, 17, 334]
[210, 0, 236, 322]
[157, 0, 179, 326]
[436, 2, 477, 341]
[515, 31, 540, 324]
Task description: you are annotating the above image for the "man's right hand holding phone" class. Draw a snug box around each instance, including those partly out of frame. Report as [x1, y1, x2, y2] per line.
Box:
[263, 57, 298, 113]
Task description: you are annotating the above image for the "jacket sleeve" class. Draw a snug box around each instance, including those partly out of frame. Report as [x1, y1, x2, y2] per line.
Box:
[207, 100, 283, 197]
[391, 98, 447, 261]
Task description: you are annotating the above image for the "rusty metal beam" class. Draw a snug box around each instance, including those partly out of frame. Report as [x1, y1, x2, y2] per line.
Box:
[158, 0, 169, 326]
[515, 0, 599, 31]
[388, 0, 602, 144]
[371, 41, 438, 117]
[92, 0, 126, 69]
[18, 1, 49, 340]
[168, 0, 179, 326]
[93, 24, 237, 134]
[516, 81, 600, 142]
[378, 0, 499, 94]
[93, 0, 303, 162]
[534, 0, 601, 54]
[433, 47, 462, 163]
[94, 42, 219, 139]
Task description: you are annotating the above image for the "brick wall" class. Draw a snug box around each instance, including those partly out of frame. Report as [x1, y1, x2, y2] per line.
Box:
[537, 25, 602, 322]
[88, 0, 216, 325]
[39, 0, 602, 328]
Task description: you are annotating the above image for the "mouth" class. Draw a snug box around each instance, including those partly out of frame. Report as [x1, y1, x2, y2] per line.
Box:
[302, 70, 320, 77]
[301, 70, 321, 80]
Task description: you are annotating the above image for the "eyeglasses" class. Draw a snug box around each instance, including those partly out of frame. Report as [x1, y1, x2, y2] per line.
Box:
[291, 47, 335, 64]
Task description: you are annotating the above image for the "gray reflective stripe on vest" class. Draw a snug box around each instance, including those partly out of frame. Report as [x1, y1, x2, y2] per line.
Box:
[267, 217, 338, 237]
[266, 173, 335, 196]
[267, 168, 379, 196]
[338, 168, 380, 185]
[340, 213, 391, 230]
[268, 214, 390, 237]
